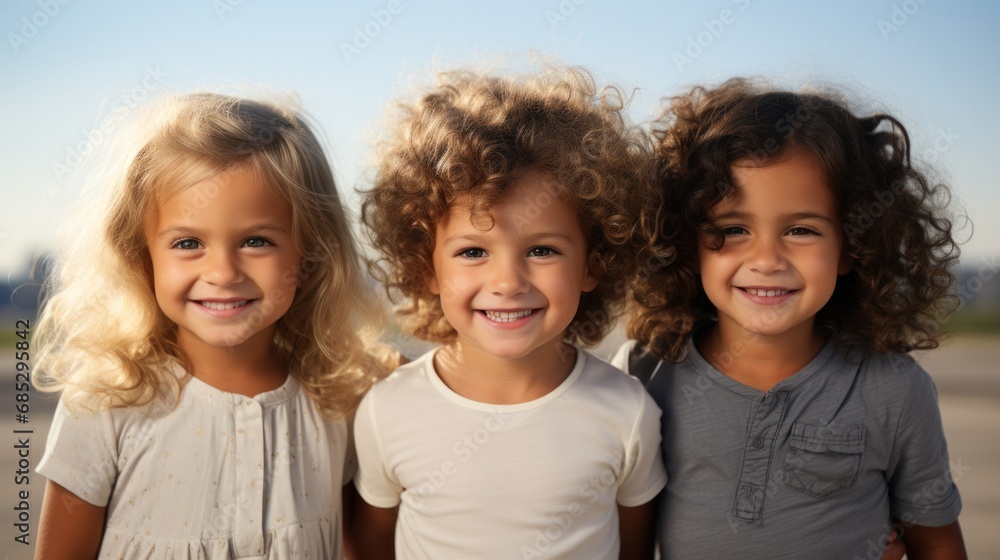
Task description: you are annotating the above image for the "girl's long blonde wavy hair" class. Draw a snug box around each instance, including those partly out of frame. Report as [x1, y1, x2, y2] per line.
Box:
[33, 92, 395, 419]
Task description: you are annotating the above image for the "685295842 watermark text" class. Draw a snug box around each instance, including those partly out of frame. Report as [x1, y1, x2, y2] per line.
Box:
[12, 319, 33, 546]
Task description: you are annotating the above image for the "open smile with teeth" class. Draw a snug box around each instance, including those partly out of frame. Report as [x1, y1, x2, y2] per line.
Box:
[742, 288, 791, 297]
[484, 309, 534, 322]
[199, 300, 251, 310]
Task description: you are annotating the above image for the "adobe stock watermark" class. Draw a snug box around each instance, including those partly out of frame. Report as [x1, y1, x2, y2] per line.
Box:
[673, 0, 752, 73]
[545, 0, 587, 31]
[852, 456, 968, 559]
[877, 0, 931, 41]
[220, 248, 331, 349]
[403, 408, 510, 512]
[519, 452, 623, 558]
[955, 254, 1000, 312]
[842, 126, 959, 242]
[213, 0, 249, 22]
[510, 174, 562, 234]
[340, 0, 403, 63]
[46, 66, 169, 208]
[922, 126, 958, 163]
[7, 0, 72, 53]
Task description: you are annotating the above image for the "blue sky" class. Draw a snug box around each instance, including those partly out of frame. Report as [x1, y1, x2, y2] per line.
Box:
[2, 0, 997, 275]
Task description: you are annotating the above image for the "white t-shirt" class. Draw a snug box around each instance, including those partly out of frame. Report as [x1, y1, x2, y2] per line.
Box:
[354, 347, 666, 559]
[37, 370, 353, 559]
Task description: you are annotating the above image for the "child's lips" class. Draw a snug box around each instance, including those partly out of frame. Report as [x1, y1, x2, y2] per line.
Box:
[199, 299, 250, 310]
[741, 287, 791, 297]
[737, 287, 797, 304]
[192, 298, 257, 317]
[477, 308, 540, 328]
[483, 309, 535, 322]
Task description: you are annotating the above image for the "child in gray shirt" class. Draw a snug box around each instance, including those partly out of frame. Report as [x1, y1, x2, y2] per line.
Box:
[615, 78, 966, 559]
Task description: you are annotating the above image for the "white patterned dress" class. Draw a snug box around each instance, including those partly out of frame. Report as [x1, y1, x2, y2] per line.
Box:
[38, 370, 352, 559]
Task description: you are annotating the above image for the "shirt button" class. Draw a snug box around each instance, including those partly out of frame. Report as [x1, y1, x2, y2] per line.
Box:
[752, 437, 765, 448]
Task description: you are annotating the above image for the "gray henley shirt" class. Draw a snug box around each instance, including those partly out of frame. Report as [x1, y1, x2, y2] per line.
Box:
[612, 336, 961, 559]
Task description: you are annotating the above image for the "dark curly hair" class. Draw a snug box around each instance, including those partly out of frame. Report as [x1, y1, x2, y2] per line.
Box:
[629, 78, 961, 362]
[361, 65, 659, 346]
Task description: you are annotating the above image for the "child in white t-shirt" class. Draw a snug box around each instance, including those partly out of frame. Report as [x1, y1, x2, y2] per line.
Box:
[354, 64, 667, 559]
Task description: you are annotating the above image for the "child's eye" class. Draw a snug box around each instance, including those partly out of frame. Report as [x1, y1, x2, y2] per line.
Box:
[458, 248, 486, 259]
[787, 227, 818, 236]
[528, 246, 557, 258]
[243, 237, 273, 248]
[171, 238, 202, 250]
[721, 226, 748, 236]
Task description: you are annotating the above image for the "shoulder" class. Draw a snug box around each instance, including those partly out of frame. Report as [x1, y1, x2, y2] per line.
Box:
[581, 350, 642, 386]
[856, 350, 935, 388]
[578, 350, 656, 409]
[850, 349, 940, 410]
[359, 348, 438, 406]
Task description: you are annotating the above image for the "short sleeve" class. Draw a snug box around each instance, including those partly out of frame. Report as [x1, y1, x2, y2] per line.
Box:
[352, 389, 403, 508]
[36, 400, 119, 507]
[886, 359, 962, 526]
[616, 386, 667, 507]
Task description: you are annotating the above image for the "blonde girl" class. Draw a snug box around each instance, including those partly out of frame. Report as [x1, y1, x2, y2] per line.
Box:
[33, 93, 392, 559]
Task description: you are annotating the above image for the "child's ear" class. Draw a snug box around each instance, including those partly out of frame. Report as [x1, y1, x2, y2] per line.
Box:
[426, 272, 441, 295]
[838, 251, 853, 275]
[581, 267, 600, 293]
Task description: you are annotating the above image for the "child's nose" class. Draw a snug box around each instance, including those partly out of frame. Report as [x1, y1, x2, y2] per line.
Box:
[202, 250, 245, 286]
[747, 236, 788, 273]
[487, 258, 529, 296]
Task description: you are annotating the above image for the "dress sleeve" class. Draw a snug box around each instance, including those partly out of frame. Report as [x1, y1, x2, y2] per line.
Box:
[36, 400, 119, 507]
[615, 384, 667, 507]
[342, 416, 357, 487]
[352, 389, 403, 508]
[886, 358, 962, 526]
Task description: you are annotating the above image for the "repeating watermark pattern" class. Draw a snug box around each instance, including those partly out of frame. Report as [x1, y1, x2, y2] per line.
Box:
[744, 98, 822, 165]
[851, 457, 969, 559]
[840, 166, 956, 250]
[213, 0, 248, 22]
[519, 453, 622, 558]
[673, 0, 752, 73]
[922, 126, 958, 163]
[878, 0, 931, 41]
[7, 0, 72, 53]
[340, 1, 403, 63]
[955, 255, 1000, 311]
[219, 248, 330, 349]
[46, 66, 169, 207]
[403, 408, 510, 510]
[545, 0, 587, 31]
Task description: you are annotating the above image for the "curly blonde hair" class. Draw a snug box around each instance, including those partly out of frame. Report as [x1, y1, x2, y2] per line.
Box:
[34, 92, 396, 419]
[362, 65, 659, 345]
[629, 78, 961, 362]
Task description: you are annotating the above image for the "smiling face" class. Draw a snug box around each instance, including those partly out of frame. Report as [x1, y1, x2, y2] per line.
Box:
[427, 170, 598, 365]
[698, 150, 852, 346]
[145, 167, 301, 360]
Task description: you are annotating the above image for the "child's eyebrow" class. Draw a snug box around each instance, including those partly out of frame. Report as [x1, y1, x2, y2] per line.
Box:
[778, 212, 837, 224]
[155, 224, 290, 239]
[441, 232, 576, 247]
[711, 211, 836, 224]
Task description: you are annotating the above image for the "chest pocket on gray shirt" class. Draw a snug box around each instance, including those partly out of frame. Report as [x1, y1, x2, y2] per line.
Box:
[783, 422, 866, 498]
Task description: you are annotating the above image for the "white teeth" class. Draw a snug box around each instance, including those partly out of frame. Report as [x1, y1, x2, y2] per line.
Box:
[201, 300, 249, 310]
[484, 309, 533, 322]
[745, 288, 789, 297]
